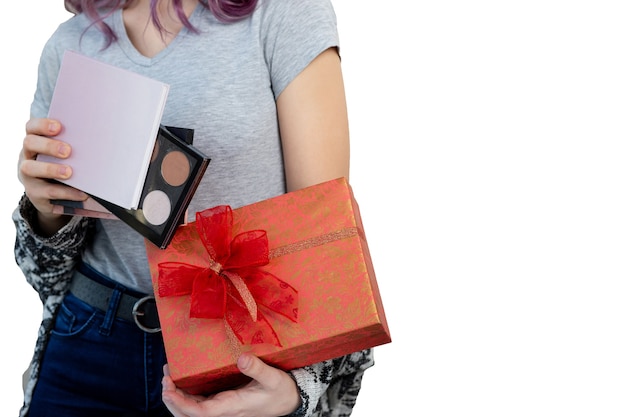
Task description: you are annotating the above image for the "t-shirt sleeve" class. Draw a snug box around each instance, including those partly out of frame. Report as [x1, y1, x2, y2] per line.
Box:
[260, 0, 340, 99]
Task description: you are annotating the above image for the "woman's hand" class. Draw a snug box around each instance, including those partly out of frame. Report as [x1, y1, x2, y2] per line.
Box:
[18, 118, 87, 235]
[162, 353, 301, 417]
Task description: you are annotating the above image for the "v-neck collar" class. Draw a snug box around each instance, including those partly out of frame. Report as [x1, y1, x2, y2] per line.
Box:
[111, 4, 203, 66]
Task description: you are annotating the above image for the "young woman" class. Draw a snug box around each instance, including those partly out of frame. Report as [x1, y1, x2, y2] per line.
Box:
[14, 0, 374, 416]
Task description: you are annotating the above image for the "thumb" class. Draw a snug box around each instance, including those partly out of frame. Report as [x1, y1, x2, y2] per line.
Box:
[237, 353, 302, 415]
[237, 353, 275, 384]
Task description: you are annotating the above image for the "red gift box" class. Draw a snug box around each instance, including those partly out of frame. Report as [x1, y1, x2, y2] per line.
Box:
[145, 177, 391, 394]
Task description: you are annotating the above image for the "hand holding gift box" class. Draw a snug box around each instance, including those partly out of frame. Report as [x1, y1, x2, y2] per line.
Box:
[145, 177, 391, 394]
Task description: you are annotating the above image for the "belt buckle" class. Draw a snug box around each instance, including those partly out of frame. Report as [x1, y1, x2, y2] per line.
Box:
[132, 296, 161, 333]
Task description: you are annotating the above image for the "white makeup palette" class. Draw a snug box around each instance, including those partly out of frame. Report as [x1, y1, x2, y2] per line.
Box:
[91, 126, 210, 249]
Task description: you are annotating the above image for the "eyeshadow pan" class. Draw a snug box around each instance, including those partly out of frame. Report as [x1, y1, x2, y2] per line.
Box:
[142, 190, 171, 226]
[161, 150, 190, 186]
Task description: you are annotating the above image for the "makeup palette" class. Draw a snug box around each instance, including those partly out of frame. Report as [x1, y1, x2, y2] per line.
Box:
[50, 126, 197, 218]
[90, 125, 210, 249]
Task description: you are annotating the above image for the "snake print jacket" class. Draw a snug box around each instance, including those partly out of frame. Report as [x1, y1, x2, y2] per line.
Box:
[13, 195, 374, 417]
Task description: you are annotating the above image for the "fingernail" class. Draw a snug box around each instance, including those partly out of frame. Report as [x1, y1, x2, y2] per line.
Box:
[58, 166, 70, 178]
[237, 354, 251, 370]
[49, 121, 60, 133]
[58, 144, 70, 157]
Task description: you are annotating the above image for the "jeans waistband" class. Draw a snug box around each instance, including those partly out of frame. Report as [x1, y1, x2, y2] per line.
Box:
[70, 263, 161, 333]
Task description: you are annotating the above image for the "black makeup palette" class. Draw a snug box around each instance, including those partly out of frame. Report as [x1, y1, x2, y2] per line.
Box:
[91, 125, 210, 249]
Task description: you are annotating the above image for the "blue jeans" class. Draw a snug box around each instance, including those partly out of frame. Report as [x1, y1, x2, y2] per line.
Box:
[27, 268, 172, 417]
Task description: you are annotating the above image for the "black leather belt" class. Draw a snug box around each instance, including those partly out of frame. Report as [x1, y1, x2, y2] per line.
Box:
[69, 269, 161, 333]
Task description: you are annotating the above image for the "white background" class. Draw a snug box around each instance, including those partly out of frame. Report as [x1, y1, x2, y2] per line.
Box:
[2, 1, 626, 416]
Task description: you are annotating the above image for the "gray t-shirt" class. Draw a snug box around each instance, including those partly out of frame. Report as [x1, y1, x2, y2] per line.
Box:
[31, 0, 339, 293]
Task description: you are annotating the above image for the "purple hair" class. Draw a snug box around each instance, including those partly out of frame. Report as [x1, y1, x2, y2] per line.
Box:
[64, 0, 258, 47]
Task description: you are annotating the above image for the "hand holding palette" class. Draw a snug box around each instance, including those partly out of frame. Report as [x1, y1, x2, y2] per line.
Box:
[39, 50, 210, 248]
[37, 50, 169, 210]
[51, 126, 209, 248]
[51, 126, 197, 219]
[90, 126, 210, 249]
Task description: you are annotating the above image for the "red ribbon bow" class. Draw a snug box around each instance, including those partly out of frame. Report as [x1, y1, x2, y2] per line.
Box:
[157, 205, 298, 347]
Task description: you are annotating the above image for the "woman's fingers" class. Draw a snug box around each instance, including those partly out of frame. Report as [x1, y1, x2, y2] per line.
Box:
[25, 118, 62, 137]
[19, 159, 72, 183]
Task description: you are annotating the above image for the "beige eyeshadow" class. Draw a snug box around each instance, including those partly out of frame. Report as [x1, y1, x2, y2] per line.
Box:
[142, 190, 171, 226]
[161, 150, 190, 186]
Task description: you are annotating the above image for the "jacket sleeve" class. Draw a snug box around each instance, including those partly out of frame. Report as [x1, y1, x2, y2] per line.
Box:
[287, 349, 375, 417]
[13, 194, 96, 417]
[12, 194, 95, 302]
